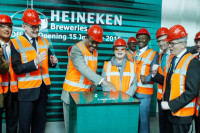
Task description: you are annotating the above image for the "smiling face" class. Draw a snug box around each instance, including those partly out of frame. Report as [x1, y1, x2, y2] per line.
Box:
[114, 46, 127, 59]
[136, 34, 150, 49]
[0, 23, 12, 42]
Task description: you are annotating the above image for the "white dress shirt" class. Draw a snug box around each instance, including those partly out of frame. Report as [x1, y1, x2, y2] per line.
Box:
[174, 49, 187, 67]
[138, 46, 148, 56]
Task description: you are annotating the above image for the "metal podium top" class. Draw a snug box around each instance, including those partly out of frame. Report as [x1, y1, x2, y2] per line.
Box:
[69, 91, 140, 106]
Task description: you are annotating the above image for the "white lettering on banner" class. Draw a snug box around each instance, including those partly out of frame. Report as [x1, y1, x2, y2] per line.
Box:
[88, 13, 95, 24]
[96, 13, 105, 24]
[11, 31, 119, 42]
[51, 10, 60, 21]
[62, 11, 70, 22]
[106, 14, 113, 25]
[77, 12, 85, 23]
[50, 23, 87, 31]
[38, 32, 67, 41]
[51, 10, 123, 26]
[11, 31, 23, 38]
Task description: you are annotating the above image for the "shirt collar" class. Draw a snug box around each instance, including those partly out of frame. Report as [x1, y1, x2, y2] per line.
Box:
[176, 49, 187, 58]
[25, 32, 33, 42]
[0, 40, 10, 47]
[163, 48, 170, 55]
[139, 46, 148, 54]
[129, 50, 133, 54]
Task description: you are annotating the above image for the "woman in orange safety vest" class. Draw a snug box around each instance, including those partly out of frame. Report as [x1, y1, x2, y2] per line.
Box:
[101, 39, 137, 96]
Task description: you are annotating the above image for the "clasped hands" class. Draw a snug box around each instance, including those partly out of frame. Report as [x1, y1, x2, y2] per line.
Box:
[34, 51, 58, 65]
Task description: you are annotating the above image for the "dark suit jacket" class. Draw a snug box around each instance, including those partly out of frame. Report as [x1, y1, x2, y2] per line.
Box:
[153, 51, 200, 124]
[186, 46, 197, 54]
[11, 34, 55, 101]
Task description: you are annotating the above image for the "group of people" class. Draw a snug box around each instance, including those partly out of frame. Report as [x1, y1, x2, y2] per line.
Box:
[62, 23, 200, 133]
[0, 8, 199, 133]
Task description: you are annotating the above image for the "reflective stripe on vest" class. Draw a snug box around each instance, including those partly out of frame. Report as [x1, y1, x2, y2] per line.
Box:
[127, 50, 133, 62]
[63, 41, 97, 92]
[77, 42, 97, 86]
[64, 79, 91, 89]
[11, 36, 50, 89]
[105, 61, 135, 92]
[170, 55, 193, 97]
[164, 53, 197, 117]
[1, 47, 18, 93]
[134, 49, 156, 94]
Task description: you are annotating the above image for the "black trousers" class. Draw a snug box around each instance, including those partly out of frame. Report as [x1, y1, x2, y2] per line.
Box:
[158, 100, 168, 133]
[0, 91, 19, 133]
[18, 83, 48, 133]
[166, 120, 192, 133]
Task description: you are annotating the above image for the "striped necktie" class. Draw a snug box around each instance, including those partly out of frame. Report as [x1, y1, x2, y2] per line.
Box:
[169, 56, 177, 74]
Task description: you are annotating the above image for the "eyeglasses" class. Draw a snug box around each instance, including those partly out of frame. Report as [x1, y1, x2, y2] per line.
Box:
[168, 41, 184, 47]
[0, 24, 12, 29]
[114, 48, 126, 51]
[25, 23, 40, 29]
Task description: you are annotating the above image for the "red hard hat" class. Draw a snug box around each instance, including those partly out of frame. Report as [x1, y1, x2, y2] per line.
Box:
[136, 28, 151, 38]
[155, 27, 168, 38]
[164, 25, 188, 42]
[22, 9, 41, 25]
[194, 32, 200, 41]
[0, 14, 13, 24]
[113, 39, 127, 48]
[87, 25, 103, 42]
[128, 37, 137, 43]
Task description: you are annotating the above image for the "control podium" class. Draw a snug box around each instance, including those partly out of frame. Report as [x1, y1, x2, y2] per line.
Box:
[69, 91, 140, 133]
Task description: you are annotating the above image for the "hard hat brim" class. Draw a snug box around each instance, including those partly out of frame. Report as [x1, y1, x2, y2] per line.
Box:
[28, 20, 41, 26]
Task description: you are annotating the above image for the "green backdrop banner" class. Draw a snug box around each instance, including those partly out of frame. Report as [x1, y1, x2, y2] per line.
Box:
[0, 0, 161, 121]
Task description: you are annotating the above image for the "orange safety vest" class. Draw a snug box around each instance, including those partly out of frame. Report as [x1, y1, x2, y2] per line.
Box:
[195, 54, 200, 116]
[103, 60, 136, 94]
[11, 36, 51, 89]
[1, 44, 18, 93]
[63, 41, 98, 92]
[157, 52, 173, 100]
[163, 53, 197, 117]
[133, 49, 157, 95]
[126, 50, 134, 62]
[0, 75, 3, 94]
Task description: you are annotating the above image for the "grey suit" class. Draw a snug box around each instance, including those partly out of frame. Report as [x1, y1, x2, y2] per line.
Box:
[61, 41, 103, 133]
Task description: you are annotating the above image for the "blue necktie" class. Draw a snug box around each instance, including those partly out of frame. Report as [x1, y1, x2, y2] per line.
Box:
[161, 53, 167, 70]
[169, 56, 177, 74]
[3, 44, 9, 64]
